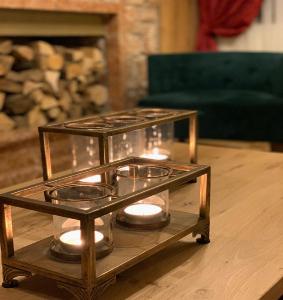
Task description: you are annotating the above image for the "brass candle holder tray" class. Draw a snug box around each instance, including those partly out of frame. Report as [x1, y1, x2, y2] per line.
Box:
[0, 157, 210, 300]
[38, 108, 198, 180]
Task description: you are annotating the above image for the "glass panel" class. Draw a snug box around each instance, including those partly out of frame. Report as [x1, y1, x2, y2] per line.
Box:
[105, 115, 146, 161]
[47, 132, 73, 178]
[47, 132, 102, 178]
[109, 130, 145, 162]
[71, 135, 100, 171]
[142, 122, 174, 160]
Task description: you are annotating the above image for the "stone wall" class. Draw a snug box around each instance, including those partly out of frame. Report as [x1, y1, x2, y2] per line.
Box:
[124, 0, 160, 105]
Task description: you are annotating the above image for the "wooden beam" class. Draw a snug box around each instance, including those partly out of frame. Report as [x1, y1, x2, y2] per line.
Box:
[160, 0, 199, 53]
[106, 13, 126, 111]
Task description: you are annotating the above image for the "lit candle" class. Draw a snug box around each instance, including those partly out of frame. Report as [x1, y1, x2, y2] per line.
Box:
[116, 195, 169, 229]
[60, 229, 104, 248]
[124, 203, 162, 216]
[117, 201, 164, 228]
[141, 148, 169, 161]
[79, 175, 101, 183]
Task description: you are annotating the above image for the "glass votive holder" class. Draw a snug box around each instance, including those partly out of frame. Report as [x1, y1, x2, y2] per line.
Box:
[48, 183, 114, 262]
[138, 109, 174, 161]
[115, 164, 172, 230]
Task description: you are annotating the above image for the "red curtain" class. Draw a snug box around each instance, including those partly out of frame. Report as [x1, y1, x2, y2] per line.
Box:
[197, 0, 263, 51]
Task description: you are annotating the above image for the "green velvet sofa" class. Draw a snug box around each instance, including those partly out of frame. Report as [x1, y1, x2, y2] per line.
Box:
[138, 52, 283, 142]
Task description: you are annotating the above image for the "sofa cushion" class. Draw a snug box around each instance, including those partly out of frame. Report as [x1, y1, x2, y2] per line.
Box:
[139, 89, 283, 142]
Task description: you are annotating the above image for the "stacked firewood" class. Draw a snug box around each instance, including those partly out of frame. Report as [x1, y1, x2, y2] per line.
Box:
[0, 39, 108, 130]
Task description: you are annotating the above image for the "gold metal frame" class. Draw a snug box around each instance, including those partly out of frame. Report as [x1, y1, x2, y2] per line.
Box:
[38, 108, 198, 181]
[0, 157, 209, 300]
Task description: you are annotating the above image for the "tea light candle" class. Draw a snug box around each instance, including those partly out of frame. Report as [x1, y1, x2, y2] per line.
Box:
[141, 148, 169, 161]
[124, 203, 162, 217]
[79, 175, 101, 183]
[59, 229, 104, 251]
[121, 201, 164, 224]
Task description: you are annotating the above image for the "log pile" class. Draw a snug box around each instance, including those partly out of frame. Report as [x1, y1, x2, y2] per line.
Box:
[0, 39, 108, 131]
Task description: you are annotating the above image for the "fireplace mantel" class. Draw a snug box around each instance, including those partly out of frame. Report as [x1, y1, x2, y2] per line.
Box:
[0, 0, 121, 15]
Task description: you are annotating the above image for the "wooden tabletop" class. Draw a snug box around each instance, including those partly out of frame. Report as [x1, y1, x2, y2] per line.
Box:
[0, 144, 283, 300]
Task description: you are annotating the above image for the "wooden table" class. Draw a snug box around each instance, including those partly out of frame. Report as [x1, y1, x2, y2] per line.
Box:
[0, 144, 282, 300]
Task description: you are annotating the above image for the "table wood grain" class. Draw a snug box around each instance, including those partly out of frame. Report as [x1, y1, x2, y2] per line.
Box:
[0, 144, 282, 300]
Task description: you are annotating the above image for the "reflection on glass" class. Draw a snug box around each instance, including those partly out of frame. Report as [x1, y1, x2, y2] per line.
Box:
[106, 116, 146, 162]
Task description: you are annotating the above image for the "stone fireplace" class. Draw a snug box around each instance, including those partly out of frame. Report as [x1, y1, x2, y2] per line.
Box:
[0, 5, 121, 131]
[0, 0, 160, 188]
